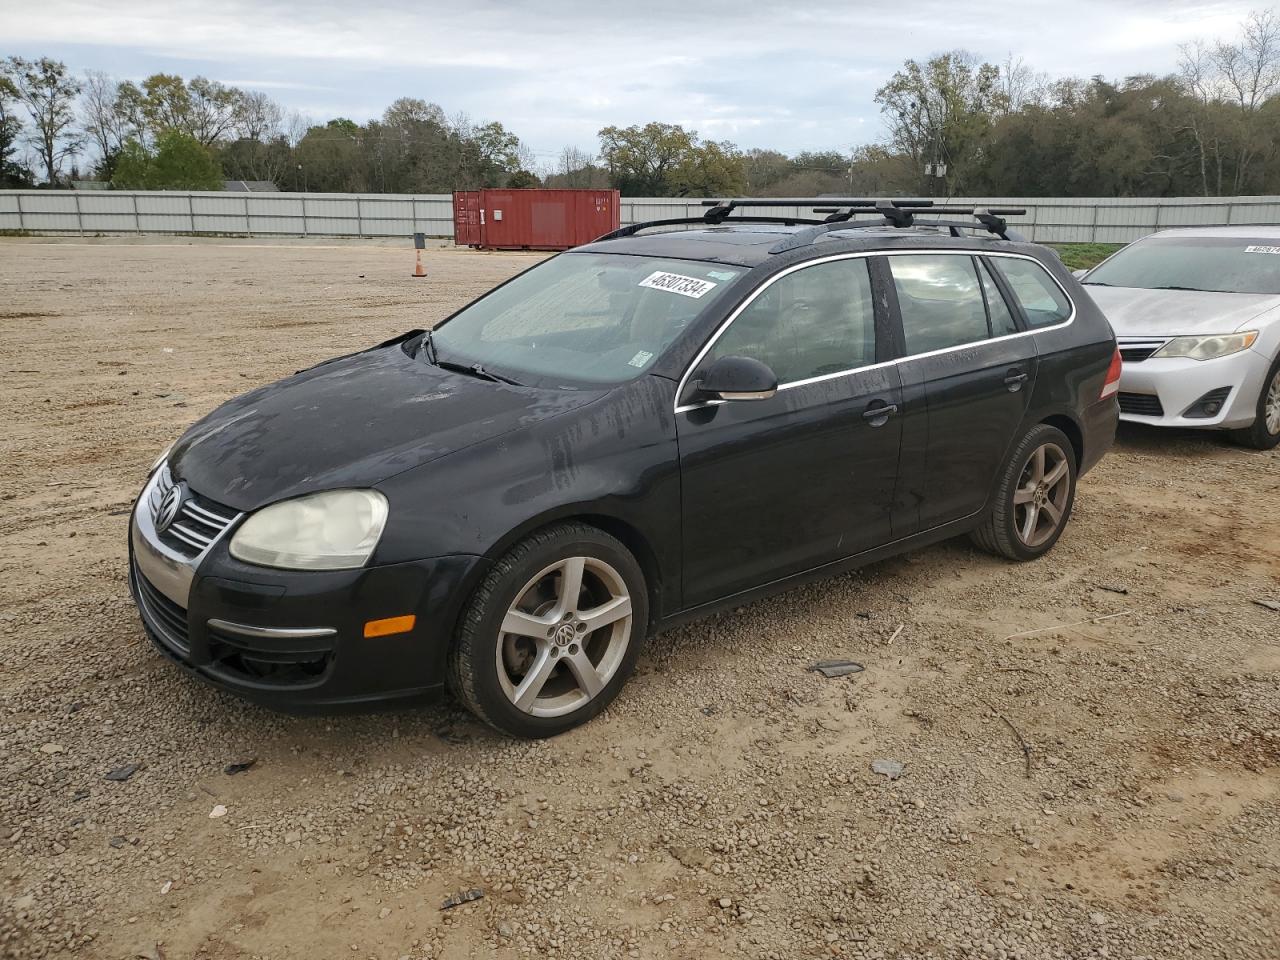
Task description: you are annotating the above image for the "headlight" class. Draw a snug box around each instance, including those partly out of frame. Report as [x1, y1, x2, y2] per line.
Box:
[1152, 331, 1258, 361]
[229, 489, 388, 571]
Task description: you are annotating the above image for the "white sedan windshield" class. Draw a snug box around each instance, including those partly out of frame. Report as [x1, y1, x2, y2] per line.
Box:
[1085, 237, 1280, 295]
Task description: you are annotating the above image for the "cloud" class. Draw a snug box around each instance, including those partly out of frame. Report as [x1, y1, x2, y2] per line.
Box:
[2, 0, 1261, 154]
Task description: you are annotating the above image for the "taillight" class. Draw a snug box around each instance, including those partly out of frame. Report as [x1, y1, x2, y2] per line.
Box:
[1100, 346, 1122, 400]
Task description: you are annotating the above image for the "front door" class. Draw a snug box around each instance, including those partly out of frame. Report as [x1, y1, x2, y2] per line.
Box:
[676, 256, 903, 608]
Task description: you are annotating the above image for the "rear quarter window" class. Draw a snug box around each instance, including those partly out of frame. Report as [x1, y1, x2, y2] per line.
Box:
[992, 258, 1072, 328]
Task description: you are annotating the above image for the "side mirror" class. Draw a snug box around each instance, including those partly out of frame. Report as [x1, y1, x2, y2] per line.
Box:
[696, 355, 778, 402]
[1071, 268, 1088, 279]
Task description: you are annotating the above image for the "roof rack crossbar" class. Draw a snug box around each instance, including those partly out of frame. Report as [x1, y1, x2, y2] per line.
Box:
[594, 214, 828, 243]
[596, 198, 1027, 248]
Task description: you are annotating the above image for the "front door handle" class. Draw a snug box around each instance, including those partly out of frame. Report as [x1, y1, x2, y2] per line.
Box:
[862, 402, 899, 425]
[1004, 369, 1029, 392]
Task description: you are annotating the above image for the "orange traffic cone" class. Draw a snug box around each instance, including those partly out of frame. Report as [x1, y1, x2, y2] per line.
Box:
[412, 249, 427, 278]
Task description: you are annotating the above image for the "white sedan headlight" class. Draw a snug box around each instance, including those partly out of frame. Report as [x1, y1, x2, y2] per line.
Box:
[230, 490, 388, 571]
[1152, 331, 1258, 361]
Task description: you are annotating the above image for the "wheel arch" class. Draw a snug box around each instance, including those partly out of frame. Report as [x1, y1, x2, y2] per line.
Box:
[1040, 412, 1084, 468]
[483, 507, 667, 632]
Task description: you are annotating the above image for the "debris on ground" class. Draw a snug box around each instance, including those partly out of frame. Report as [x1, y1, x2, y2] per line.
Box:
[223, 759, 257, 776]
[1254, 599, 1280, 612]
[208, 805, 227, 819]
[104, 764, 139, 782]
[807, 659, 865, 678]
[1098, 582, 1130, 594]
[871, 759, 905, 780]
[441, 889, 484, 910]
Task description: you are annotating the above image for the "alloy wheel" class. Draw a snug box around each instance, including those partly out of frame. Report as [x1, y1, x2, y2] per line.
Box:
[495, 556, 634, 718]
[1266, 368, 1280, 436]
[1013, 442, 1071, 548]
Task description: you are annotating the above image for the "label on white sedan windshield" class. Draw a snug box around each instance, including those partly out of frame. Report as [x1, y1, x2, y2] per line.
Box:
[639, 271, 717, 298]
[1245, 245, 1280, 255]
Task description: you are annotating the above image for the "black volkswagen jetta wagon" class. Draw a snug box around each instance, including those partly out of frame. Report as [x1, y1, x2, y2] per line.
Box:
[130, 199, 1120, 737]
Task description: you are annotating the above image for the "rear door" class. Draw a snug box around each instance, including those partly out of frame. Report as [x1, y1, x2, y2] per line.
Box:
[886, 253, 1037, 533]
[676, 255, 903, 608]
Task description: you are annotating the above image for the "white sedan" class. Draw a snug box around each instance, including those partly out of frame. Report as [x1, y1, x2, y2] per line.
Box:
[1081, 226, 1280, 449]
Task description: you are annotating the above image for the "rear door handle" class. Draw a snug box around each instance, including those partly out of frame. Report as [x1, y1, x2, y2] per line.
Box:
[1004, 369, 1029, 391]
[862, 402, 898, 424]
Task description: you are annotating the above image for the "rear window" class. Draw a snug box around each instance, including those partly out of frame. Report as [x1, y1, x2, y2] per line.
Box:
[992, 258, 1072, 328]
[1083, 236, 1280, 295]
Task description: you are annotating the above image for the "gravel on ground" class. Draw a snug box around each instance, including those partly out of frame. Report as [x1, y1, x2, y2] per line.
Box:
[0, 238, 1277, 960]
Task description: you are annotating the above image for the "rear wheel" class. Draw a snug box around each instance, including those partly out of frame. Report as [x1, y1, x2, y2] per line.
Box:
[448, 523, 647, 738]
[971, 424, 1076, 562]
[1228, 356, 1280, 451]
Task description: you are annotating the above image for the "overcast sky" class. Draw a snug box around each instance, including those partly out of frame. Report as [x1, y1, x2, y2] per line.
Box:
[2, 0, 1265, 164]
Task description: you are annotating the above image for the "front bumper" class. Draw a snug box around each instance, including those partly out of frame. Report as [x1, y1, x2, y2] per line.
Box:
[129, 471, 486, 712]
[1117, 347, 1270, 430]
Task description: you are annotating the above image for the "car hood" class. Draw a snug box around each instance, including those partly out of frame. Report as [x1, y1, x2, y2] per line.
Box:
[169, 345, 605, 512]
[1085, 285, 1280, 337]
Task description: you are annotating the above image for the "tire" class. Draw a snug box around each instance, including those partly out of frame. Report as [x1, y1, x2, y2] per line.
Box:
[1228, 355, 1280, 451]
[971, 423, 1077, 562]
[447, 522, 648, 738]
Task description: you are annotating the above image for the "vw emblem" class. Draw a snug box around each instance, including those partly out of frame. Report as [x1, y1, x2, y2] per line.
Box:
[554, 624, 576, 647]
[154, 484, 183, 534]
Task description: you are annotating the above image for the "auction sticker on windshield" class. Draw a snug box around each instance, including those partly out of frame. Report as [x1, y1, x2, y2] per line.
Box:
[1245, 245, 1280, 255]
[639, 271, 718, 298]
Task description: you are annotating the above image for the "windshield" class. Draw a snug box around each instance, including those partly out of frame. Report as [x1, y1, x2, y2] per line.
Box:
[1084, 236, 1280, 295]
[430, 252, 745, 386]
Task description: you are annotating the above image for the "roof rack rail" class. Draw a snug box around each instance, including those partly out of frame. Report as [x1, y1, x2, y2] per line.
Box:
[593, 198, 1026, 248]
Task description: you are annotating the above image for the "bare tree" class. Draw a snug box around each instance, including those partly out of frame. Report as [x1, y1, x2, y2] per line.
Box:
[236, 90, 283, 141]
[999, 55, 1048, 113]
[80, 71, 144, 170]
[1212, 9, 1280, 192]
[6, 56, 83, 184]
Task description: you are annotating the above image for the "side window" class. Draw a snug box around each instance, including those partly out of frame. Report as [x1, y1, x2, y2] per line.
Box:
[705, 258, 875, 384]
[888, 255, 989, 354]
[992, 258, 1072, 328]
[979, 260, 1020, 337]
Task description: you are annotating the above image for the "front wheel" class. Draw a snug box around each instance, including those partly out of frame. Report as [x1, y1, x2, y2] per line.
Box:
[971, 424, 1077, 562]
[448, 523, 647, 738]
[1228, 356, 1280, 451]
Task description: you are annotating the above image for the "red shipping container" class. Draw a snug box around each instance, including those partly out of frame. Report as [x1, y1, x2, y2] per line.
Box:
[453, 191, 481, 246]
[452, 189, 619, 251]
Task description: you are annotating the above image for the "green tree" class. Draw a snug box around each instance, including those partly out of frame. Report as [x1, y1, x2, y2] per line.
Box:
[671, 140, 746, 196]
[141, 74, 245, 145]
[506, 169, 541, 188]
[597, 122, 746, 196]
[110, 131, 222, 190]
[875, 51, 1007, 195]
[6, 56, 83, 185]
[0, 64, 33, 187]
[598, 122, 696, 195]
[109, 138, 152, 189]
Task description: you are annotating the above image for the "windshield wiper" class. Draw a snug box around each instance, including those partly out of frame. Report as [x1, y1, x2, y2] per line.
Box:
[436, 359, 523, 386]
[1151, 285, 1204, 292]
[418, 329, 439, 365]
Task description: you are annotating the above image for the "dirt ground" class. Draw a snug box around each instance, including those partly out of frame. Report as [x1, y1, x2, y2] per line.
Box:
[1, 238, 1277, 960]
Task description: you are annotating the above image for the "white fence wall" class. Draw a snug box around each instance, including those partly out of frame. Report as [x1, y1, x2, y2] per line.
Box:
[3, 190, 1280, 244]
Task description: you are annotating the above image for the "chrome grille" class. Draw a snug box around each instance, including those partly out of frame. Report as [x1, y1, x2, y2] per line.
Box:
[1117, 337, 1169, 363]
[149, 464, 239, 558]
[133, 561, 190, 655]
